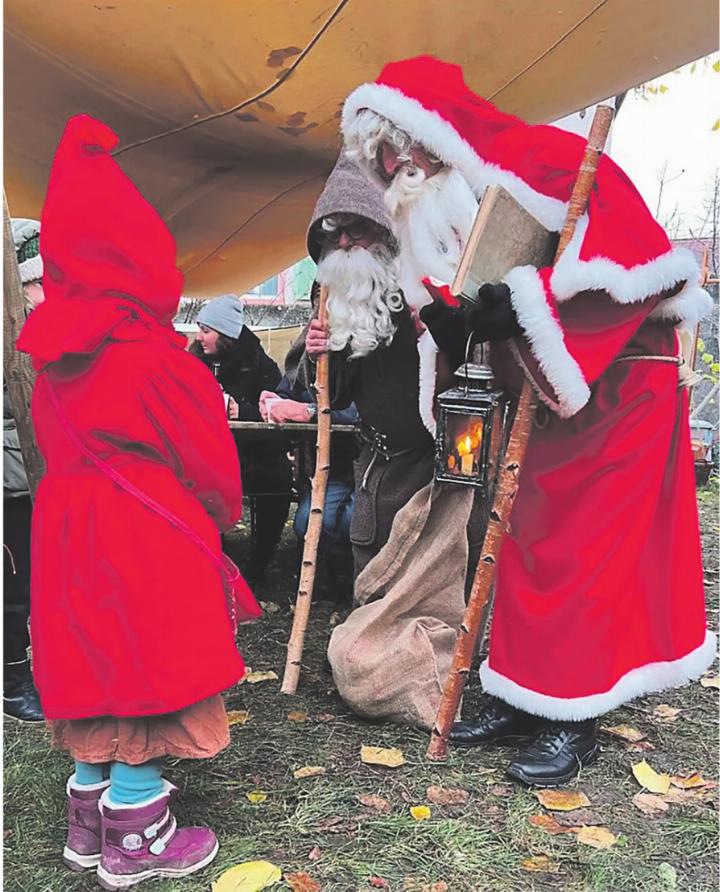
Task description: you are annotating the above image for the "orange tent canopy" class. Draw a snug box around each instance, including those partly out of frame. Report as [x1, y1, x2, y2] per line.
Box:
[5, 0, 716, 295]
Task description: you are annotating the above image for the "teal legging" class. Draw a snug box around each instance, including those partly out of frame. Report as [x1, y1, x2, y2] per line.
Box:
[75, 760, 164, 805]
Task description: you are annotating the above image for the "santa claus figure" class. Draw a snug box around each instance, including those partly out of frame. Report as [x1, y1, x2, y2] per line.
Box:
[341, 56, 715, 786]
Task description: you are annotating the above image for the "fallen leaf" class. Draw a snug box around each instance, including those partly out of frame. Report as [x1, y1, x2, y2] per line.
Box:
[521, 855, 558, 873]
[426, 785, 470, 806]
[576, 826, 617, 849]
[245, 670, 279, 685]
[535, 789, 591, 811]
[227, 710, 251, 726]
[308, 846, 322, 861]
[360, 745, 406, 768]
[633, 792, 670, 816]
[259, 600, 281, 614]
[529, 813, 568, 835]
[488, 784, 514, 797]
[212, 860, 282, 891]
[285, 872, 321, 892]
[632, 760, 672, 794]
[653, 704, 680, 722]
[601, 724, 646, 743]
[293, 766, 327, 779]
[315, 713, 335, 722]
[410, 805, 431, 821]
[245, 791, 267, 804]
[661, 786, 712, 806]
[368, 878, 390, 889]
[357, 793, 392, 813]
[287, 710, 310, 723]
[670, 772, 708, 789]
[400, 882, 449, 892]
[700, 675, 720, 689]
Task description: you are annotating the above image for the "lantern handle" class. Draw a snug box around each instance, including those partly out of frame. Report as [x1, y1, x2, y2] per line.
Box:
[463, 332, 475, 396]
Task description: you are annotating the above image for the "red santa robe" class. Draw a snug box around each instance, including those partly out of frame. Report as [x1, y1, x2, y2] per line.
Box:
[16, 115, 255, 720]
[342, 56, 715, 719]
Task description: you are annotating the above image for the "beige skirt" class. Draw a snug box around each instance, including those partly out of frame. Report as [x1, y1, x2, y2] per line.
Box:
[50, 694, 229, 764]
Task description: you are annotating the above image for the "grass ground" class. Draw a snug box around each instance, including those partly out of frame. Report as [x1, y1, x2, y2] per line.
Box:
[4, 482, 719, 892]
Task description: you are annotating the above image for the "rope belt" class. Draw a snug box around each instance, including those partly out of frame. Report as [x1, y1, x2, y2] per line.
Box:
[613, 354, 682, 364]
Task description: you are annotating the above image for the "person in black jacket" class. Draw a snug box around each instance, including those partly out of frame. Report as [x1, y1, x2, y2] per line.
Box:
[193, 294, 293, 584]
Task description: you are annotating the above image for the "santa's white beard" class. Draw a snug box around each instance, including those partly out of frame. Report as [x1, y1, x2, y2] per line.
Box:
[316, 245, 400, 358]
[386, 166, 479, 309]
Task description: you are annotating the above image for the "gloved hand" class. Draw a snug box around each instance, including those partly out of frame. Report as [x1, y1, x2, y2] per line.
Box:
[419, 299, 468, 368]
[466, 283, 521, 341]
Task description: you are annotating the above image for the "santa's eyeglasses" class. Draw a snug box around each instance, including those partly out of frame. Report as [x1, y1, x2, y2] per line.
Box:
[320, 216, 376, 245]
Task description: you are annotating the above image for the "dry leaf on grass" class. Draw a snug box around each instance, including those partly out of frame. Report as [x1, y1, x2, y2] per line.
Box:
[315, 713, 335, 723]
[401, 882, 449, 892]
[293, 766, 327, 780]
[259, 601, 281, 614]
[521, 855, 558, 873]
[285, 872, 321, 892]
[529, 813, 569, 834]
[357, 793, 392, 813]
[244, 670, 278, 685]
[245, 791, 267, 804]
[227, 710, 251, 726]
[308, 846, 322, 861]
[409, 805, 432, 821]
[535, 789, 591, 811]
[632, 760, 671, 794]
[426, 785, 470, 806]
[576, 826, 618, 849]
[662, 786, 716, 806]
[287, 710, 309, 723]
[653, 704, 681, 722]
[600, 724, 646, 743]
[212, 860, 282, 891]
[360, 745, 406, 768]
[700, 675, 720, 689]
[670, 772, 708, 789]
[488, 784, 514, 797]
[633, 792, 670, 816]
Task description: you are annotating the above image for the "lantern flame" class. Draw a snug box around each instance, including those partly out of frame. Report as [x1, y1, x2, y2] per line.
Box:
[457, 434, 472, 456]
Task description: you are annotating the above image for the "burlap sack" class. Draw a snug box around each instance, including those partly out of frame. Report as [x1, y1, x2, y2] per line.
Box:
[327, 481, 474, 729]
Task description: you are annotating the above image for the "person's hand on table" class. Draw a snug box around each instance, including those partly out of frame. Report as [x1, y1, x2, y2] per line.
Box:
[258, 390, 276, 421]
[227, 397, 239, 420]
[265, 398, 315, 424]
[306, 318, 329, 358]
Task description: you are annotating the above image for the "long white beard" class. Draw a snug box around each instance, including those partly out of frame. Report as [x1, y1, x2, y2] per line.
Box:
[316, 245, 400, 358]
[385, 167, 479, 309]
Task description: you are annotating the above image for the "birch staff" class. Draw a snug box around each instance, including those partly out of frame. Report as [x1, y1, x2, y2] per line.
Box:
[427, 104, 615, 761]
[281, 284, 332, 694]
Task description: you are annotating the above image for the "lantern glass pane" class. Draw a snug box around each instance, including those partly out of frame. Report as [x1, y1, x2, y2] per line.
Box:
[444, 412, 485, 479]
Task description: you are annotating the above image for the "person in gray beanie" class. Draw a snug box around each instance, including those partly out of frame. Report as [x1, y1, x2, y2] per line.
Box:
[4, 218, 44, 721]
[193, 294, 293, 584]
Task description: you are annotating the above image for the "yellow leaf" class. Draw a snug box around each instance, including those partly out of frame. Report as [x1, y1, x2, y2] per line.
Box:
[632, 760, 671, 794]
[632, 792, 670, 815]
[245, 790, 267, 804]
[713, 60, 720, 73]
[670, 772, 708, 789]
[227, 710, 251, 726]
[535, 789, 590, 811]
[293, 765, 326, 779]
[521, 855, 558, 872]
[601, 723, 646, 743]
[212, 860, 282, 892]
[700, 675, 720, 688]
[245, 670, 279, 684]
[409, 805, 431, 821]
[658, 84, 669, 93]
[287, 710, 310, 723]
[576, 826, 617, 849]
[360, 745, 406, 768]
[712, 120, 720, 132]
[653, 704, 680, 722]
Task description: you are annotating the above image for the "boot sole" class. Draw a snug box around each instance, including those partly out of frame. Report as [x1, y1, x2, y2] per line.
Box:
[63, 847, 101, 871]
[95, 840, 219, 890]
[506, 744, 600, 788]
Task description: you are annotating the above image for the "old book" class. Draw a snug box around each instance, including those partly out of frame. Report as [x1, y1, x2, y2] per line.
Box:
[452, 185, 556, 305]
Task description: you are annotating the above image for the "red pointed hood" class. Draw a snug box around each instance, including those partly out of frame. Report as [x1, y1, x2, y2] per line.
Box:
[17, 115, 185, 369]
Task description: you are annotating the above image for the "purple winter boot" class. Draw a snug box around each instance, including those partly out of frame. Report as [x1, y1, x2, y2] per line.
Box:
[63, 774, 110, 871]
[96, 781, 219, 890]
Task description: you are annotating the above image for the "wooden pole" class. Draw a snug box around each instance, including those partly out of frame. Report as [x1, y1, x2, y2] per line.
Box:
[3, 193, 45, 497]
[427, 105, 615, 761]
[281, 285, 332, 694]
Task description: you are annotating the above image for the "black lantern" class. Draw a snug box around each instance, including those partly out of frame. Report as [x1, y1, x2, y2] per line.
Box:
[434, 345, 511, 495]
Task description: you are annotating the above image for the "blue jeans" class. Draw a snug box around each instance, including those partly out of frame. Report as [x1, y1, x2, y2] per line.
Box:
[293, 480, 354, 551]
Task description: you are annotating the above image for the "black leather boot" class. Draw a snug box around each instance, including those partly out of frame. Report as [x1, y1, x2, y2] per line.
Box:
[506, 719, 599, 787]
[450, 698, 545, 747]
[4, 659, 44, 722]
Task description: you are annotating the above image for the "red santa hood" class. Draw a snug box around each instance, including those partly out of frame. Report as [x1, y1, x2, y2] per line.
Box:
[17, 115, 185, 370]
[342, 56, 711, 326]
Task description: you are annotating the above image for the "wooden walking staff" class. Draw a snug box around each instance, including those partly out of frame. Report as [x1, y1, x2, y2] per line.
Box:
[282, 284, 332, 694]
[427, 104, 615, 761]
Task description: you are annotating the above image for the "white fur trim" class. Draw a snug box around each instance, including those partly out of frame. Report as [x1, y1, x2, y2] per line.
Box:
[479, 629, 717, 721]
[649, 285, 714, 324]
[504, 265, 590, 418]
[67, 774, 111, 794]
[342, 83, 568, 232]
[416, 330, 438, 436]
